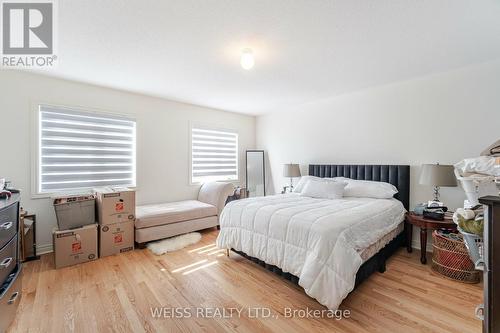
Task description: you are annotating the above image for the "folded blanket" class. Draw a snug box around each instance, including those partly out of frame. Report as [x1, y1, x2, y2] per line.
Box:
[455, 156, 498, 177]
[481, 139, 500, 157]
[453, 208, 484, 235]
[458, 217, 484, 235]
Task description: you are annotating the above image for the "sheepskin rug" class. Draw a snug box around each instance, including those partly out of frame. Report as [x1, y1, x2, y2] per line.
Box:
[147, 232, 202, 255]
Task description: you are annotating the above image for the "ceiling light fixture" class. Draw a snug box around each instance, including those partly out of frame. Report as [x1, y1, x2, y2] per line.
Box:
[240, 48, 254, 70]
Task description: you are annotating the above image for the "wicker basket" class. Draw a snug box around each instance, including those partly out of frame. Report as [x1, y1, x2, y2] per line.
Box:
[431, 230, 480, 284]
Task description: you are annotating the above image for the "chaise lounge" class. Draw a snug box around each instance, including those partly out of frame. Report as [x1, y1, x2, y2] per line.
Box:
[134, 182, 234, 247]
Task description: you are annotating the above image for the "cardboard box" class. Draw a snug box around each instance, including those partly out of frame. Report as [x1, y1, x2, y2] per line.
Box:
[53, 224, 98, 269]
[95, 188, 136, 225]
[99, 220, 134, 257]
[53, 196, 95, 230]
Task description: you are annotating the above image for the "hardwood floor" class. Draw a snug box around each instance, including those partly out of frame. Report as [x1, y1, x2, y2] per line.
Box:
[9, 229, 482, 333]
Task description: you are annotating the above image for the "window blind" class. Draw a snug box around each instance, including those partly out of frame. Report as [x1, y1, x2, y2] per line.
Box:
[191, 126, 238, 183]
[38, 105, 136, 193]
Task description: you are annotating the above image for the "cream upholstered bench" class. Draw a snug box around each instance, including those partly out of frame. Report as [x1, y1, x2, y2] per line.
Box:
[134, 182, 234, 247]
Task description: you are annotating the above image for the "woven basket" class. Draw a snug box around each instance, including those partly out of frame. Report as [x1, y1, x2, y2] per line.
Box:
[431, 230, 480, 284]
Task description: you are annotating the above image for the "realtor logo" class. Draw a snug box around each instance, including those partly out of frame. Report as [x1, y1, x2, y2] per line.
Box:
[2, 2, 52, 54]
[1, 0, 57, 67]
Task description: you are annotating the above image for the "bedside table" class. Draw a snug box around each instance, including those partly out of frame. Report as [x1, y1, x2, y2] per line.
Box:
[405, 212, 457, 264]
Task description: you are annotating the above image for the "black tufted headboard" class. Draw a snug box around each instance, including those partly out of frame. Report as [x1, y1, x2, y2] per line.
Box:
[309, 164, 410, 210]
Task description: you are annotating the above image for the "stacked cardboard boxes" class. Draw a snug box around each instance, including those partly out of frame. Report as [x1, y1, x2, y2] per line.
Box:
[95, 188, 136, 257]
[52, 195, 99, 269]
[52, 189, 136, 268]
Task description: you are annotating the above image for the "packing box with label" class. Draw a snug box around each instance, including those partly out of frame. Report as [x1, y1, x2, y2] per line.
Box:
[95, 188, 136, 225]
[53, 224, 98, 269]
[99, 220, 134, 257]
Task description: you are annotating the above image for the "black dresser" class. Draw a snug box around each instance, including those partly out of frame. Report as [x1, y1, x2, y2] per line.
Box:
[0, 194, 22, 333]
[479, 196, 500, 333]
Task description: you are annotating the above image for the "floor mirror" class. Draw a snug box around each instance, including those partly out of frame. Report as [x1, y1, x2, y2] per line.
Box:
[246, 150, 265, 197]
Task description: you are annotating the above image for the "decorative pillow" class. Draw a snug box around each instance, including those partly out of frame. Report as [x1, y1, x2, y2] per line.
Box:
[333, 177, 350, 183]
[293, 176, 323, 193]
[300, 179, 346, 199]
[343, 179, 398, 199]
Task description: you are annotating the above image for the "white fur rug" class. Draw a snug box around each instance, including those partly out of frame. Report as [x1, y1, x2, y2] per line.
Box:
[147, 232, 202, 255]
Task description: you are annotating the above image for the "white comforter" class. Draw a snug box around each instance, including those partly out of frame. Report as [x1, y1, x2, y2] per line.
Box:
[216, 194, 405, 309]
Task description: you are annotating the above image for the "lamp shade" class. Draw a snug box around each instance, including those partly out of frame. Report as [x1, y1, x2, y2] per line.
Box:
[419, 164, 457, 187]
[283, 164, 301, 178]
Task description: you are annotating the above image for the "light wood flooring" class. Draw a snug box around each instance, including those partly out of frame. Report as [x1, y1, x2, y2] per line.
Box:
[9, 229, 482, 333]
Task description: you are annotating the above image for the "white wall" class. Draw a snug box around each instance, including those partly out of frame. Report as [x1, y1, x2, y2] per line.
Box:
[2, 61, 499, 253]
[257, 60, 500, 249]
[0, 71, 255, 252]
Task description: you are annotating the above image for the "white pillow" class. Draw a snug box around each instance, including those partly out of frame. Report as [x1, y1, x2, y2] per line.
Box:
[333, 177, 350, 183]
[343, 179, 398, 199]
[300, 179, 346, 199]
[293, 176, 323, 193]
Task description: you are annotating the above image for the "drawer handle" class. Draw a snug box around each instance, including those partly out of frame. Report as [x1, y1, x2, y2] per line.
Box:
[0, 257, 13, 269]
[0, 221, 13, 230]
[475, 304, 484, 321]
[7, 291, 19, 305]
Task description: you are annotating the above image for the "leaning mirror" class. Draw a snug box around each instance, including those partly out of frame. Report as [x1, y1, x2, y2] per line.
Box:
[246, 150, 265, 197]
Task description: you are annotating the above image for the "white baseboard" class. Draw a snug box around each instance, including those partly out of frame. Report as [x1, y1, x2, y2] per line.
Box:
[37, 239, 431, 256]
[37, 243, 53, 255]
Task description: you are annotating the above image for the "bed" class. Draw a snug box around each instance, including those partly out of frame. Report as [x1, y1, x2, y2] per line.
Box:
[216, 164, 410, 309]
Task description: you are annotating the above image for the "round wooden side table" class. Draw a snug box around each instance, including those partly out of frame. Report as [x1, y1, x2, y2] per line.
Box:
[405, 212, 457, 264]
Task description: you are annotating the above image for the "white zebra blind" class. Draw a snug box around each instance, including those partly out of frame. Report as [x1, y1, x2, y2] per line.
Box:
[191, 126, 238, 183]
[38, 105, 136, 193]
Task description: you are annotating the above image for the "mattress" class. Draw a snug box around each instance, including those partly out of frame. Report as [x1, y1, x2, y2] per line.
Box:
[216, 193, 406, 309]
[359, 222, 404, 262]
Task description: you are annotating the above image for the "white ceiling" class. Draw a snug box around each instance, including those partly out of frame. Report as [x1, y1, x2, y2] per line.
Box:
[33, 0, 500, 115]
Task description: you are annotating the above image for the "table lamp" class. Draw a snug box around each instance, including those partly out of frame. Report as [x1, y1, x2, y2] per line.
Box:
[283, 163, 301, 192]
[419, 164, 457, 203]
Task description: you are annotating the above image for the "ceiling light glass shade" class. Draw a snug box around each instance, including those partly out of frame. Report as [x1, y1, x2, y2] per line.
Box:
[240, 48, 254, 70]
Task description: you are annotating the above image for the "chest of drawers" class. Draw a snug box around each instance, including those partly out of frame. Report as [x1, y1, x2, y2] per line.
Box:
[478, 196, 500, 333]
[479, 196, 500, 333]
[0, 194, 22, 333]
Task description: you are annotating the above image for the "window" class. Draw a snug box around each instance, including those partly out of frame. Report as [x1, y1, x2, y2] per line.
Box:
[36, 105, 136, 194]
[191, 125, 238, 184]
